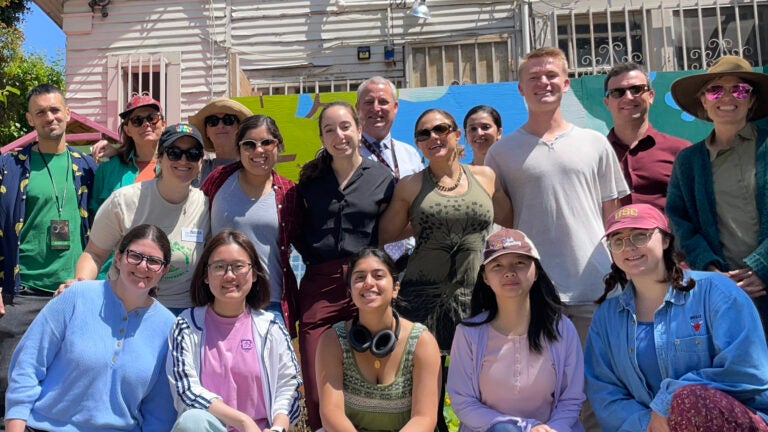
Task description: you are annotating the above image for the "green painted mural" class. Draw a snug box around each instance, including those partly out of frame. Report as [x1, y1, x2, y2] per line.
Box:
[235, 66, 768, 182]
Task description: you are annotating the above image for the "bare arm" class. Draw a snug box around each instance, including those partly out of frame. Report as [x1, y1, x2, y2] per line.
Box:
[208, 399, 261, 432]
[401, 330, 441, 432]
[492, 179, 514, 228]
[601, 198, 621, 228]
[75, 242, 112, 280]
[316, 328, 357, 432]
[378, 176, 418, 245]
[4, 419, 26, 432]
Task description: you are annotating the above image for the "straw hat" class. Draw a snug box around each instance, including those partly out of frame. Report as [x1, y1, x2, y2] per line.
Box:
[670, 55, 768, 121]
[189, 98, 252, 151]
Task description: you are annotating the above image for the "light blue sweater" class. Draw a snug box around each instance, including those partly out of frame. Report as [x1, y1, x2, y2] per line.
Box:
[6, 280, 176, 431]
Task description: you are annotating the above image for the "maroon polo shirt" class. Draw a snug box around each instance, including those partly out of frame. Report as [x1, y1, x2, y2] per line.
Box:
[607, 124, 691, 211]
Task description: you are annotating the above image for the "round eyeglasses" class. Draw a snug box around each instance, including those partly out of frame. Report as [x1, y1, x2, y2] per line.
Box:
[207, 261, 253, 276]
[606, 229, 657, 253]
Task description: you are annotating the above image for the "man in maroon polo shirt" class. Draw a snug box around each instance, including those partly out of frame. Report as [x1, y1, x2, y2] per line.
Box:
[604, 63, 690, 211]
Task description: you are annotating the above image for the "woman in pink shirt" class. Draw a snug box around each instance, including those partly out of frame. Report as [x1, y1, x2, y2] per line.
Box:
[447, 229, 585, 432]
[167, 229, 302, 432]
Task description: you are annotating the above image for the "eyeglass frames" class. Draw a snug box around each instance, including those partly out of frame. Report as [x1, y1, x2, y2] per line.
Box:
[606, 229, 657, 253]
[605, 84, 650, 99]
[239, 138, 278, 152]
[124, 249, 167, 272]
[204, 114, 239, 128]
[703, 83, 753, 101]
[127, 112, 163, 127]
[415, 123, 456, 142]
[207, 261, 253, 276]
[163, 146, 204, 162]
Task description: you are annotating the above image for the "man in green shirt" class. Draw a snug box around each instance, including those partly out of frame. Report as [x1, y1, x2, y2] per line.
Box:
[0, 84, 97, 416]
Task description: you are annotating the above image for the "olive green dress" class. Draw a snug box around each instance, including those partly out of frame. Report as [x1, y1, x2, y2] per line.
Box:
[399, 165, 493, 351]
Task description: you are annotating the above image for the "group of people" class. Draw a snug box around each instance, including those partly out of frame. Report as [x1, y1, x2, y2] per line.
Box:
[0, 45, 766, 432]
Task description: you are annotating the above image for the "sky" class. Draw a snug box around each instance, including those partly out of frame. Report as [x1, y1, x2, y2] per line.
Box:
[21, 3, 66, 62]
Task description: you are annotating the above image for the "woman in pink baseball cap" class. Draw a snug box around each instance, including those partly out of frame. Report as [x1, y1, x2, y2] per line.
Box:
[585, 203, 768, 432]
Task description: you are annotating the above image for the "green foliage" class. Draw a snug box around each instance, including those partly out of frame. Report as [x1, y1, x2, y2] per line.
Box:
[0, 2, 65, 146]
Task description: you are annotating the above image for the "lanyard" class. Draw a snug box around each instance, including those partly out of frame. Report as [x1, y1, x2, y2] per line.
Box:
[36, 146, 71, 217]
[361, 136, 400, 180]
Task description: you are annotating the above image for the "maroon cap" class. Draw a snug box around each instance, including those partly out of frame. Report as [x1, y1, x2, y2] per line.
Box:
[120, 93, 163, 119]
[482, 229, 540, 265]
[605, 204, 670, 237]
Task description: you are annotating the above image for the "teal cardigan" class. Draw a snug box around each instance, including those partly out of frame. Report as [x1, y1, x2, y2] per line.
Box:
[666, 126, 768, 282]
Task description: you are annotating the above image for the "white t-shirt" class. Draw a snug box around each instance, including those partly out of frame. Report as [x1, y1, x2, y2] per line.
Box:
[90, 179, 210, 308]
[486, 125, 629, 303]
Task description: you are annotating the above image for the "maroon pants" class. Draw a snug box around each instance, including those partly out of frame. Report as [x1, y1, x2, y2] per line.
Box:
[669, 384, 768, 432]
[297, 258, 356, 430]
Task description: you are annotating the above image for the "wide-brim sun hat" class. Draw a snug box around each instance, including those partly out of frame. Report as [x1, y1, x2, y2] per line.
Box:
[189, 98, 253, 152]
[670, 55, 768, 122]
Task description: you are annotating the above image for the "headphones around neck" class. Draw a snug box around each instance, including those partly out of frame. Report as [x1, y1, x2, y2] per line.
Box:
[347, 310, 401, 358]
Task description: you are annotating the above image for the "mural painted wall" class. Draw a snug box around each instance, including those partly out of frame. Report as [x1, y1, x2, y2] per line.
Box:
[235, 67, 768, 182]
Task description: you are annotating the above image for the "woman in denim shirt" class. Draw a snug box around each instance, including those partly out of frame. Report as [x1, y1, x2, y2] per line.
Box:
[585, 203, 768, 432]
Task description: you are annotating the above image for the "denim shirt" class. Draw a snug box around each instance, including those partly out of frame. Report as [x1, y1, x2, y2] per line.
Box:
[585, 270, 768, 432]
[0, 143, 96, 296]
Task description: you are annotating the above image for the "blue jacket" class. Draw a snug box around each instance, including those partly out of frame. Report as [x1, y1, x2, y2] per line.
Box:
[0, 143, 96, 295]
[665, 126, 768, 281]
[585, 271, 768, 432]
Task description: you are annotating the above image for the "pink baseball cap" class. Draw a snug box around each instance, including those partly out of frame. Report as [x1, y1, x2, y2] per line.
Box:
[120, 93, 163, 119]
[482, 229, 540, 264]
[605, 204, 670, 237]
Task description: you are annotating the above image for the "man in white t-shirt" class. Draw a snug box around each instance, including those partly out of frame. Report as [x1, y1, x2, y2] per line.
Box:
[486, 47, 629, 335]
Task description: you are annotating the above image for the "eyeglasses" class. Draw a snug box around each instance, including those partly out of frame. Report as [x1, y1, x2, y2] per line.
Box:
[605, 84, 650, 99]
[239, 138, 278, 152]
[204, 114, 239, 128]
[607, 229, 656, 253]
[124, 249, 167, 272]
[703, 83, 753, 101]
[164, 146, 204, 162]
[415, 123, 455, 142]
[207, 261, 253, 276]
[128, 112, 163, 127]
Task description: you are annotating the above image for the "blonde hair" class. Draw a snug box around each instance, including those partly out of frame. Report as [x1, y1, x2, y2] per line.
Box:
[519, 47, 569, 76]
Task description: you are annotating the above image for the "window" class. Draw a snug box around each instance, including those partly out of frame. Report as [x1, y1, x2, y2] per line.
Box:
[107, 53, 180, 130]
[555, 11, 645, 75]
[673, 5, 768, 69]
[408, 38, 511, 87]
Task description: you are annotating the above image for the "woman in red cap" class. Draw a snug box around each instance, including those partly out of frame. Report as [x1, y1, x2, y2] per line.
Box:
[585, 203, 768, 432]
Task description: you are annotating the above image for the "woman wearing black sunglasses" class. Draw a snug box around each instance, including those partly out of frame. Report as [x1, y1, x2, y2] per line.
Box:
[70, 124, 210, 315]
[90, 92, 167, 214]
[201, 115, 302, 336]
[189, 97, 252, 182]
[667, 55, 768, 341]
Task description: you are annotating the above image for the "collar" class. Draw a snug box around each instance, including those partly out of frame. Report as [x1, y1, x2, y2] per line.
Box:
[617, 278, 688, 312]
[362, 132, 391, 150]
[607, 124, 660, 150]
[704, 123, 756, 160]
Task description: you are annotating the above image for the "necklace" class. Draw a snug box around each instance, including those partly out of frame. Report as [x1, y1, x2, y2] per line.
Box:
[428, 166, 463, 192]
[374, 360, 381, 369]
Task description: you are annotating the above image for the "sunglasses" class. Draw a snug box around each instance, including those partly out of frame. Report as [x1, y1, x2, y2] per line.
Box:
[164, 145, 204, 162]
[239, 138, 278, 152]
[124, 249, 167, 272]
[127, 112, 163, 127]
[606, 229, 656, 253]
[605, 84, 650, 99]
[415, 123, 456, 142]
[205, 114, 239, 127]
[703, 83, 753, 101]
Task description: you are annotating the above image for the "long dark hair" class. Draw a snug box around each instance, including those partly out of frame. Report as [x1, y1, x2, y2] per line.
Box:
[596, 230, 695, 304]
[189, 230, 270, 310]
[465, 259, 564, 354]
[299, 101, 359, 183]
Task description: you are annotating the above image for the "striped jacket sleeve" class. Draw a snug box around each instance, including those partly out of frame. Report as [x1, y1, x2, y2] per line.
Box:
[166, 316, 221, 412]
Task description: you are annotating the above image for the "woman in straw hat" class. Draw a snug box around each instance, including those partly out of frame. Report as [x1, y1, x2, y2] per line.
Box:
[189, 97, 253, 182]
[667, 55, 768, 339]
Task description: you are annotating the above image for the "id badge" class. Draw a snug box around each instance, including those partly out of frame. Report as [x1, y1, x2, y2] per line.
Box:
[49, 219, 71, 250]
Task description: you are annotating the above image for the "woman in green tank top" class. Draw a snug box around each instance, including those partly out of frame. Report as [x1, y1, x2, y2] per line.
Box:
[315, 247, 441, 432]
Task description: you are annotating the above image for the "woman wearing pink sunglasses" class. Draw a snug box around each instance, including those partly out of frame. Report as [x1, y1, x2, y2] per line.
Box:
[667, 55, 768, 341]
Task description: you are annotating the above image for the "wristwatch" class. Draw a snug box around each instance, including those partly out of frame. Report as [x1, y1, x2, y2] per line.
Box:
[270, 427, 285, 432]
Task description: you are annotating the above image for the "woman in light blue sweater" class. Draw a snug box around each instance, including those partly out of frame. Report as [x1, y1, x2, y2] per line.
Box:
[5, 224, 176, 432]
